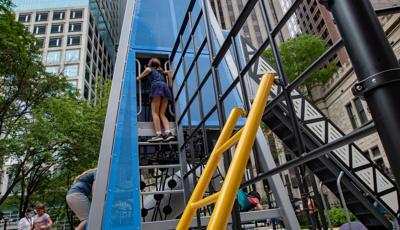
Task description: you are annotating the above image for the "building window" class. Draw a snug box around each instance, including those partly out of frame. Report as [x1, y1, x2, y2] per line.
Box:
[46, 51, 61, 64]
[346, 103, 359, 129]
[45, 66, 59, 74]
[70, 10, 83, 19]
[36, 38, 45, 48]
[65, 49, 80, 62]
[34, 25, 46, 35]
[371, 146, 381, 158]
[18, 14, 31, 22]
[53, 11, 65, 20]
[69, 23, 82, 32]
[67, 36, 81, 46]
[64, 65, 79, 77]
[51, 24, 64, 34]
[49, 37, 62, 47]
[35, 12, 48, 22]
[375, 158, 385, 171]
[354, 97, 368, 125]
[68, 80, 78, 90]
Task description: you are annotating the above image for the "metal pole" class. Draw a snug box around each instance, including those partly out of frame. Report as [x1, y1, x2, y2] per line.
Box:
[200, 0, 242, 227]
[318, 182, 333, 230]
[322, 0, 400, 188]
[307, 169, 328, 230]
[337, 172, 352, 230]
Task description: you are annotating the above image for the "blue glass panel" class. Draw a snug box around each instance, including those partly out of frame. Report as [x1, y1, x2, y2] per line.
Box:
[131, 0, 176, 51]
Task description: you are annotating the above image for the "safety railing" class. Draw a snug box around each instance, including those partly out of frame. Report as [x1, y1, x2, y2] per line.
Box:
[176, 73, 275, 230]
[168, 0, 400, 228]
[136, 59, 143, 116]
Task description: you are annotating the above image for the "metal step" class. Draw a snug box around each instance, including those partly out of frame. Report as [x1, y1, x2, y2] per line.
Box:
[141, 189, 184, 195]
[142, 209, 281, 230]
[138, 141, 178, 146]
[139, 164, 181, 170]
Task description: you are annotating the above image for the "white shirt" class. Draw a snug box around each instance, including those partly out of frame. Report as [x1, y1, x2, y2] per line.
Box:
[18, 217, 33, 230]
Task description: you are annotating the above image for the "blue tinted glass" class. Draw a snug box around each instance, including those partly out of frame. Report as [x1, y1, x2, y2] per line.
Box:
[132, 0, 176, 51]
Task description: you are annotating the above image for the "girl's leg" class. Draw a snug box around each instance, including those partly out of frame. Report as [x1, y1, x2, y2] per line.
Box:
[159, 97, 170, 131]
[151, 96, 162, 133]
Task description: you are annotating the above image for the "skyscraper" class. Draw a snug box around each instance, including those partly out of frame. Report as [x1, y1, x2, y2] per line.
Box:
[12, 0, 126, 100]
[209, 0, 297, 46]
[295, 0, 400, 66]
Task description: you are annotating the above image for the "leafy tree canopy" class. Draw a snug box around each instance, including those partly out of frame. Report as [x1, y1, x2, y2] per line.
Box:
[263, 34, 337, 88]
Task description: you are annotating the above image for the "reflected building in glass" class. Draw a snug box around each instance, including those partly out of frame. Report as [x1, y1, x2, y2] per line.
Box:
[12, 0, 126, 100]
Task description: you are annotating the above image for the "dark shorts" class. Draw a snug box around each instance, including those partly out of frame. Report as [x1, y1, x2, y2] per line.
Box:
[150, 81, 172, 101]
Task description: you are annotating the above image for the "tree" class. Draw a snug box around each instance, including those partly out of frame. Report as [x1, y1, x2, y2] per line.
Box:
[263, 34, 337, 98]
[0, 0, 67, 143]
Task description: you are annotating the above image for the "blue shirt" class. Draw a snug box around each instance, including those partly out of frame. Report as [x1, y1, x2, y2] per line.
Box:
[68, 171, 96, 196]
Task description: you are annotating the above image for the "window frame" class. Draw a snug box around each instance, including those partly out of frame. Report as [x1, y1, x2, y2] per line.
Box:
[49, 37, 63, 48]
[345, 103, 359, 129]
[51, 24, 64, 34]
[353, 97, 368, 125]
[67, 36, 81, 46]
[70, 10, 83, 19]
[35, 12, 49, 22]
[53, 11, 65, 20]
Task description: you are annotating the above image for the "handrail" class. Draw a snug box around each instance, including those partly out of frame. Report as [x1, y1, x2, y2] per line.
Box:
[337, 171, 352, 230]
[136, 59, 143, 116]
[176, 73, 275, 230]
[318, 182, 333, 230]
[164, 61, 175, 118]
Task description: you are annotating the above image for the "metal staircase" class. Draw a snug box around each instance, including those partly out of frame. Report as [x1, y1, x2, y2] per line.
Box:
[241, 40, 398, 229]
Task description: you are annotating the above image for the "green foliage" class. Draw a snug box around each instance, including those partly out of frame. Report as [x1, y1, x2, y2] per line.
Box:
[328, 207, 357, 227]
[0, 2, 67, 140]
[263, 34, 337, 88]
[0, 2, 111, 223]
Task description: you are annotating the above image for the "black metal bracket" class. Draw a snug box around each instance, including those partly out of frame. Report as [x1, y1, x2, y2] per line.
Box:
[352, 68, 400, 97]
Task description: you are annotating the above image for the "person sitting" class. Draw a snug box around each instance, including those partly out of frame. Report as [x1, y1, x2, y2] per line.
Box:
[66, 168, 96, 230]
[18, 208, 34, 230]
[237, 189, 263, 212]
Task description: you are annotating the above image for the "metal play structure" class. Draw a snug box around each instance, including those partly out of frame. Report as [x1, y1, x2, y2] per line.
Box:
[87, 0, 400, 229]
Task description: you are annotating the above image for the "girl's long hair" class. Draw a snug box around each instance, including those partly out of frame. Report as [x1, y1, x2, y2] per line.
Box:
[74, 168, 97, 183]
[148, 58, 165, 75]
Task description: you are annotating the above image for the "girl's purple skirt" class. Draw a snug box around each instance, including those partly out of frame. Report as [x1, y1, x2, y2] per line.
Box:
[150, 81, 172, 101]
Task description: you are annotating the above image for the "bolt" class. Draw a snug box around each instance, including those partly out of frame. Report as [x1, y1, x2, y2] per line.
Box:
[355, 85, 363, 91]
[371, 78, 377, 84]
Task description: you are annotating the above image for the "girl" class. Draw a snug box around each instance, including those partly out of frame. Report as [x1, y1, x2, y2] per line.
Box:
[137, 58, 175, 142]
[237, 189, 263, 212]
[33, 203, 53, 230]
[66, 168, 96, 230]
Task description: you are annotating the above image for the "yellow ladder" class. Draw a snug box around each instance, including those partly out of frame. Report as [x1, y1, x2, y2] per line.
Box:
[176, 73, 275, 230]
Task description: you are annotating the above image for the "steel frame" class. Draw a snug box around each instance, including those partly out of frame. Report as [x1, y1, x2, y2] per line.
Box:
[169, 0, 400, 229]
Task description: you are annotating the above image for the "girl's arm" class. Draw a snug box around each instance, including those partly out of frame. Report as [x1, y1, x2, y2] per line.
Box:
[255, 203, 263, 210]
[137, 67, 152, 80]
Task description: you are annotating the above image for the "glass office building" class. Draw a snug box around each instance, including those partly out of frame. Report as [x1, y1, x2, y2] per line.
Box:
[12, 0, 126, 99]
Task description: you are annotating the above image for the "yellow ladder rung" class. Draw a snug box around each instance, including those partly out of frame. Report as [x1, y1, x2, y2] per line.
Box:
[190, 192, 220, 210]
[213, 128, 243, 156]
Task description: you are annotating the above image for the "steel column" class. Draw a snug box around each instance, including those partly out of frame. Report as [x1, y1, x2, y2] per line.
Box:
[324, 0, 400, 188]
